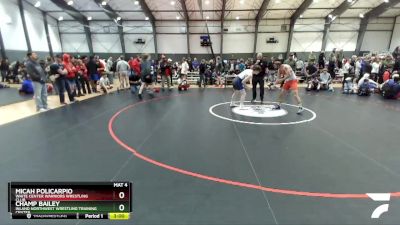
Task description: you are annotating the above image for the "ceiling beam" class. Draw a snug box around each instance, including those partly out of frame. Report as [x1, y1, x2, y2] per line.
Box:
[321, 0, 359, 51]
[220, 0, 226, 58]
[355, 0, 400, 55]
[93, 0, 125, 58]
[179, 0, 190, 59]
[18, 0, 32, 52]
[50, 0, 93, 54]
[254, 0, 271, 58]
[139, 0, 158, 58]
[286, 0, 313, 57]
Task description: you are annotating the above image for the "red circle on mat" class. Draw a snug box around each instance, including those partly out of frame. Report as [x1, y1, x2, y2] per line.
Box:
[108, 94, 400, 199]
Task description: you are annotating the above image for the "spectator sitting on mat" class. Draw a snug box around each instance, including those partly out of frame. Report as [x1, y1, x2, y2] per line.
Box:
[383, 68, 392, 83]
[19, 76, 34, 95]
[358, 73, 378, 90]
[343, 77, 355, 94]
[99, 72, 113, 94]
[305, 61, 318, 81]
[319, 67, 333, 91]
[306, 74, 320, 91]
[0, 83, 10, 88]
[358, 77, 377, 96]
[380, 74, 400, 99]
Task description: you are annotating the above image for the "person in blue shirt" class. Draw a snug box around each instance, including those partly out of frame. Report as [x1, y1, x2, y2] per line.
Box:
[19, 77, 34, 95]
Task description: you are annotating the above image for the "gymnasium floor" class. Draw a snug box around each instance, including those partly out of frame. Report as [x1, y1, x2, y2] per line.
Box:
[1, 88, 400, 225]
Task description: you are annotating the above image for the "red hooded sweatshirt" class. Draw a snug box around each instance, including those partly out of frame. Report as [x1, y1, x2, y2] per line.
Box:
[75, 63, 88, 80]
[63, 54, 76, 80]
[132, 58, 141, 75]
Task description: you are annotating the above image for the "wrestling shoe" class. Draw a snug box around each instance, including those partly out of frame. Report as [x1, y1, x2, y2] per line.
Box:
[297, 106, 304, 114]
[272, 104, 281, 110]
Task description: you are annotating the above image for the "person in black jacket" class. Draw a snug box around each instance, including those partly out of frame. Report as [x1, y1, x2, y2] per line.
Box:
[25, 52, 48, 112]
[199, 59, 207, 88]
[318, 51, 325, 69]
[0, 58, 9, 82]
[86, 55, 98, 93]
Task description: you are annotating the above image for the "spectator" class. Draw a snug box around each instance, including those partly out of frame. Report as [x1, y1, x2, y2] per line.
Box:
[284, 53, 296, 71]
[51, 54, 74, 104]
[116, 56, 130, 90]
[18, 77, 34, 94]
[320, 67, 333, 91]
[75, 59, 89, 96]
[318, 51, 325, 69]
[336, 49, 344, 69]
[343, 77, 354, 94]
[383, 69, 391, 83]
[11, 61, 21, 84]
[63, 54, 77, 99]
[381, 74, 400, 99]
[199, 59, 207, 88]
[0, 83, 10, 88]
[305, 62, 318, 80]
[342, 59, 352, 88]
[371, 57, 380, 82]
[308, 51, 316, 64]
[87, 56, 99, 93]
[192, 57, 200, 71]
[25, 52, 48, 112]
[106, 57, 114, 85]
[159, 55, 171, 91]
[138, 54, 154, 100]
[355, 57, 362, 82]
[1, 58, 9, 82]
[99, 72, 113, 94]
[296, 58, 304, 72]
[181, 58, 189, 81]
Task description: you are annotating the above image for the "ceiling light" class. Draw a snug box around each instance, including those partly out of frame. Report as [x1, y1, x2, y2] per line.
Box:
[359, 13, 364, 18]
[206, 16, 210, 19]
[275, 0, 280, 3]
[34, 1, 41, 7]
[239, 0, 245, 4]
[101, 1, 107, 5]
[87, 16, 92, 20]
[67, 0, 73, 5]
[116, 16, 121, 21]
[205, 0, 210, 4]
[313, 0, 319, 2]
[299, 14, 303, 18]
[236, 16, 240, 20]
[134, 0, 139, 5]
[170, 1, 175, 5]
[347, 0, 352, 2]
[328, 14, 333, 18]
[58, 16, 63, 21]
[145, 16, 149, 20]
[383, 0, 389, 2]
[176, 16, 180, 19]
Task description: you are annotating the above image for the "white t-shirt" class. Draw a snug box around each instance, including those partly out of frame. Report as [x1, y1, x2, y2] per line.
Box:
[99, 76, 110, 86]
[117, 60, 130, 72]
[319, 72, 331, 83]
[371, 62, 380, 74]
[181, 61, 189, 75]
[238, 69, 253, 81]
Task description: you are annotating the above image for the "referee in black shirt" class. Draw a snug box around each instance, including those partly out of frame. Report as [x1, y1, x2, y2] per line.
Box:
[252, 53, 268, 104]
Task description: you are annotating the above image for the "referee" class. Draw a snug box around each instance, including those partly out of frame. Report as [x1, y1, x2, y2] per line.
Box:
[252, 53, 268, 104]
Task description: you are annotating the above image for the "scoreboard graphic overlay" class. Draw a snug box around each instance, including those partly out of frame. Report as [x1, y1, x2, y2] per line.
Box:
[8, 182, 132, 220]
